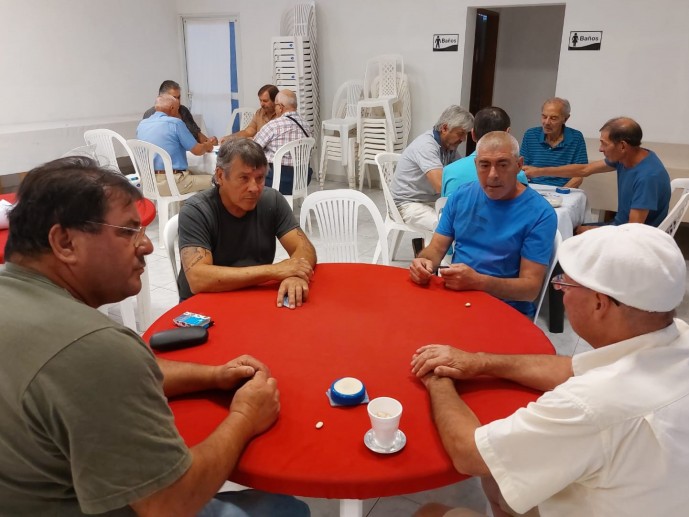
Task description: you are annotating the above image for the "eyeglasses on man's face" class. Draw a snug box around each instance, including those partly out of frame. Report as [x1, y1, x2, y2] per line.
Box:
[550, 274, 582, 291]
[86, 221, 148, 248]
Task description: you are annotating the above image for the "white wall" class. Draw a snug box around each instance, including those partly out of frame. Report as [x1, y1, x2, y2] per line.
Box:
[2, 0, 688, 178]
[0, 0, 181, 175]
[492, 5, 565, 144]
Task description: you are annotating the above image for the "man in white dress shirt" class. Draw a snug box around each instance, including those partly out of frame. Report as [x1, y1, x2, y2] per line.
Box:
[411, 223, 689, 517]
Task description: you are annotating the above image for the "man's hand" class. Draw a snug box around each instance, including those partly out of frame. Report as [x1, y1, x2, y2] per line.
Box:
[575, 224, 600, 235]
[229, 370, 280, 437]
[209, 136, 219, 146]
[214, 355, 271, 391]
[441, 263, 484, 291]
[277, 276, 309, 308]
[272, 257, 314, 283]
[522, 165, 542, 179]
[410, 257, 434, 285]
[411, 344, 482, 379]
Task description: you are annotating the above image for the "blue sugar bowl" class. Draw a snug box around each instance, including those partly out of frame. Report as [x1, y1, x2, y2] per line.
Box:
[330, 377, 366, 406]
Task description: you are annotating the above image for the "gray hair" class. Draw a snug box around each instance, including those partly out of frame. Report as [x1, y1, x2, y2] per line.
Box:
[277, 89, 298, 110]
[434, 105, 474, 132]
[542, 97, 571, 118]
[215, 138, 268, 181]
[155, 94, 178, 112]
[476, 131, 520, 159]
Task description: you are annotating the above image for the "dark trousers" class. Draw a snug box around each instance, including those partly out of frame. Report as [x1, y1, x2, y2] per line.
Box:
[266, 163, 313, 195]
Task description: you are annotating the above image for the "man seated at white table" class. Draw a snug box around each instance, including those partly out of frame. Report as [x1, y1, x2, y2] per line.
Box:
[136, 94, 214, 196]
[521, 97, 588, 189]
[253, 89, 313, 195]
[412, 224, 689, 517]
[441, 106, 528, 197]
[221, 84, 279, 142]
[524, 117, 671, 234]
[178, 138, 317, 308]
[391, 105, 474, 235]
[410, 132, 557, 318]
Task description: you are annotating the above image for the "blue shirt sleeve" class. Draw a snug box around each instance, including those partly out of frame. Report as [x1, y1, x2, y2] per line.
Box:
[176, 121, 199, 152]
[521, 206, 558, 266]
[435, 191, 457, 237]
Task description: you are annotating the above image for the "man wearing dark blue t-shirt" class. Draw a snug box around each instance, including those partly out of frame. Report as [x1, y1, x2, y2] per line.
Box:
[524, 117, 671, 234]
[410, 131, 557, 318]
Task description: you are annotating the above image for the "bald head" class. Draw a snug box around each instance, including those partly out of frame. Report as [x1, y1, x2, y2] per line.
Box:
[276, 89, 298, 111]
[155, 94, 180, 116]
[476, 131, 520, 159]
[600, 117, 642, 147]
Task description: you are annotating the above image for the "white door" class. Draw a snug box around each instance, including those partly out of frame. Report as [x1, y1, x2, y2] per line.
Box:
[182, 17, 239, 139]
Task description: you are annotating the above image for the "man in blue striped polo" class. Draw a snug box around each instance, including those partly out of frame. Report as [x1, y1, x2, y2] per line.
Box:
[520, 98, 588, 188]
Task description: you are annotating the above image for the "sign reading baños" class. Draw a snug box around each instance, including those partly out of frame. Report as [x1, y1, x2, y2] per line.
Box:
[568, 31, 603, 51]
[433, 34, 459, 52]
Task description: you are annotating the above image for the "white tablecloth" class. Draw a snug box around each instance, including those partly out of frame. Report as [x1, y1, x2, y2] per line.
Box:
[186, 150, 217, 175]
[531, 185, 589, 240]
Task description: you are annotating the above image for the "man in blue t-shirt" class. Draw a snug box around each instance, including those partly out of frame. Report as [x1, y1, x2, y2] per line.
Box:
[520, 98, 588, 188]
[524, 117, 671, 234]
[136, 94, 214, 196]
[411, 131, 557, 317]
[441, 106, 528, 197]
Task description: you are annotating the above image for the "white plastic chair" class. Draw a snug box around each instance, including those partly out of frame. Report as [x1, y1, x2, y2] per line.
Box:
[61, 144, 98, 159]
[533, 231, 563, 323]
[225, 107, 256, 136]
[272, 137, 316, 209]
[127, 139, 195, 247]
[84, 129, 137, 174]
[300, 189, 389, 265]
[319, 80, 363, 187]
[372, 153, 433, 263]
[658, 178, 689, 238]
[164, 214, 180, 295]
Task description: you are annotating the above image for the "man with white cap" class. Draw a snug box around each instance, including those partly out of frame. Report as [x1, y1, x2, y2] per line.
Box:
[410, 223, 689, 517]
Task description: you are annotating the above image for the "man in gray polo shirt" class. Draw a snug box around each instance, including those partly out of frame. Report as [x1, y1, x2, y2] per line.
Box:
[390, 105, 473, 236]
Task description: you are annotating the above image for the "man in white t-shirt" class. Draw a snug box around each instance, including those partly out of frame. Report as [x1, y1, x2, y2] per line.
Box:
[411, 223, 689, 517]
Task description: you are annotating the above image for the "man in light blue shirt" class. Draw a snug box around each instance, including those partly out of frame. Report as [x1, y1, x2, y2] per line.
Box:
[441, 107, 528, 197]
[136, 94, 213, 196]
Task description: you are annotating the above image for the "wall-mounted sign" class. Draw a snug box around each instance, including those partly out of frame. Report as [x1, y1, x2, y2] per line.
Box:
[433, 34, 459, 52]
[568, 31, 602, 51]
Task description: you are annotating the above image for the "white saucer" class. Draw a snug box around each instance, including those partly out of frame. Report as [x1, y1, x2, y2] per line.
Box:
[364, 429, 406, 454]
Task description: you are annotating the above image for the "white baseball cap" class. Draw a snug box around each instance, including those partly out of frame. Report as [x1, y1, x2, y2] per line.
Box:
[558, 224, 686, 312]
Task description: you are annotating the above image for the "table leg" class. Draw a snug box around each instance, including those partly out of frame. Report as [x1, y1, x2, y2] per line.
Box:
[547, 263, 564, 333]
[340, 499, 363, 517]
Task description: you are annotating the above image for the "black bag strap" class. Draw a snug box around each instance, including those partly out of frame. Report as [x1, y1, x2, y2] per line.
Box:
[285, 115, 310, 137]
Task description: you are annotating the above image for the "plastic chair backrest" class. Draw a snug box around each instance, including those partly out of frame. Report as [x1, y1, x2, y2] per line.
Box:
[658, 178, 689, 237]
[61, 144, 98, 159]
[364, 54, 404, 99]
[330, 80, 364, 120]
[300, 189, 389, 265]
[225, 107, 256, 135]
[374, 152, 404, 223]
[533, 231, 563, 322]
[272, 137, 316, 202]
[163, 214, 180, 288]
[84, 129, 136, 174]
[126, 139, 182, 199]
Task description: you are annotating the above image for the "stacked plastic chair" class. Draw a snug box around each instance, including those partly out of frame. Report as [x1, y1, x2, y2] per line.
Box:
[319, 80, 363, 188]
[273, 3, 319, 149]
[357, 55, 411, 190]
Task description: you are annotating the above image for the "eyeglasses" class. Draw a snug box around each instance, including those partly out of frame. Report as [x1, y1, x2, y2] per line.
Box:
[86, 221, 148, 248]
[551, 274, 621, 306]
[550, 274, 582, 291]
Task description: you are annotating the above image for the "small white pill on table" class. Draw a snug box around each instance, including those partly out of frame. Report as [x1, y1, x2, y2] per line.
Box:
[465, 302, 471, 307]
[315, 421, 324, 429]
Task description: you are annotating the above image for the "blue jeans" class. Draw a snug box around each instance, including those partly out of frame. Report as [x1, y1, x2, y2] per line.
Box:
[197, 490, 309, 517]
[266, 164, 313, 195]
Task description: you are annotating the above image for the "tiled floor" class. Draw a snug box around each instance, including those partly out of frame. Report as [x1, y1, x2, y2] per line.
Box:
[107, 177, 689, 517]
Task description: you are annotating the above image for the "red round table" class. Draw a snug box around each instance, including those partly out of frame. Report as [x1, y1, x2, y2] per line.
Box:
[144, 263, 554, 500]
